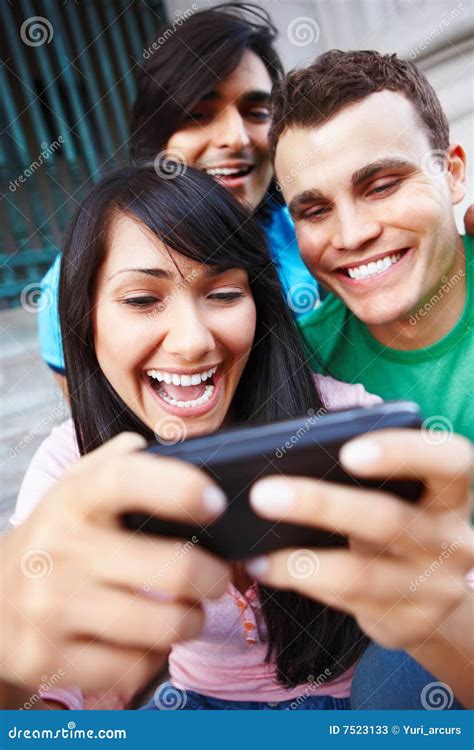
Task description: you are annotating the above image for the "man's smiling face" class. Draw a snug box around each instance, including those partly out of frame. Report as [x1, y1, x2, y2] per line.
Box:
[275, 90, 466, 327]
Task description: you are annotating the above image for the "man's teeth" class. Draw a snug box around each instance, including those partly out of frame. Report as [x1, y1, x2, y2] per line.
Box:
[205, 166, 250, 176]
[346, 252, 403, 280]
[146, 365, 218, 386]
[158, 384, 214, 409]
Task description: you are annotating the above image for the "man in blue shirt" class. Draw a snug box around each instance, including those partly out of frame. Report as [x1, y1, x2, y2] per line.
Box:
[38, 5, 318, 380]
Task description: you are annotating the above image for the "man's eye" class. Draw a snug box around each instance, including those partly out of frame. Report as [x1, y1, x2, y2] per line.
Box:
[122, 296, 159, 307]
[302, 207, 330, 221]
[247, 108, 271, 121]
[368, 179, 401, 196]
[189, 111, 211, 122]
[208, 292, 244, 301]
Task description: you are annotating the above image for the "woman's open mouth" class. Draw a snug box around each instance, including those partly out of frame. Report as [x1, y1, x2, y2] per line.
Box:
[144, 364, 223, 417]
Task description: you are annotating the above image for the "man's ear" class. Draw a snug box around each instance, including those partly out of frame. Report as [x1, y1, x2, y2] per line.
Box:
[446, 144, 466, 205]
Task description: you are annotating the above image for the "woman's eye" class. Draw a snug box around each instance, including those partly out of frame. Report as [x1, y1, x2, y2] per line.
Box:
[368, 179, 401, 196]
[208, 291, 244, 302]
[122, 296, 159, 308]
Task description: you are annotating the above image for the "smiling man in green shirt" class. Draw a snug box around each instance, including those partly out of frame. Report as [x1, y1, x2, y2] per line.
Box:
[270, 50, 473, 441]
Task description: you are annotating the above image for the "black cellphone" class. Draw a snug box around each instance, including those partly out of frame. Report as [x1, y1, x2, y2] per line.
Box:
[123, 401, 423, 561]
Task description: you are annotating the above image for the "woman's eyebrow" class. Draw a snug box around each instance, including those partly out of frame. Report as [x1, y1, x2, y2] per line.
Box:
[107, 267, 170, 281]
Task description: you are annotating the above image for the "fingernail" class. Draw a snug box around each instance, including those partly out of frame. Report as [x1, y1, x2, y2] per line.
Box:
[202, 485, 227, 516]
[340, 438, 382, 468]
[250, 479, 295, 516]
[246, 556, 269, 578]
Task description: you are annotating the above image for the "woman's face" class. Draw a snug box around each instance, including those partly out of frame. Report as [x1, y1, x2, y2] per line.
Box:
[166, 50, 274, 210]
[93, 214, 257, 441]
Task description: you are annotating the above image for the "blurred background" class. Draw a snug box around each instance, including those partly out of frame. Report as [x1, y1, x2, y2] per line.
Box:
[1, 0, 473, 529]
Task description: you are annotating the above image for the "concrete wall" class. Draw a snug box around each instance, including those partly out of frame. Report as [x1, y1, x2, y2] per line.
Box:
[164, 0, 474, 228]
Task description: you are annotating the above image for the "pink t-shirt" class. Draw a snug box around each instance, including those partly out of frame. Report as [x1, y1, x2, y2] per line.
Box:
[10, 375, 381, 709]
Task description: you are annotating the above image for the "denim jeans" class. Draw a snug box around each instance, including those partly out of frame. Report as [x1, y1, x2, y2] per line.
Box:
[140, 643, 464, 711]
[350, 642, 464, 710]
[140, 687, 349, 711]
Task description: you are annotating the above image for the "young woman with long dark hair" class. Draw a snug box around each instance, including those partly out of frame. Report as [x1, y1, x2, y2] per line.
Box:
[11, 165, 377, 709]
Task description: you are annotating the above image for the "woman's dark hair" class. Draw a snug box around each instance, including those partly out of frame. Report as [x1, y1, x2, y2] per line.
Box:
[59, 165, 368, 689]
[130, 3, 284, 212]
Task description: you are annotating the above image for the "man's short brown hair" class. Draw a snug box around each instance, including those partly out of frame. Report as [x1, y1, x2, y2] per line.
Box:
[269, 49, 450, 159]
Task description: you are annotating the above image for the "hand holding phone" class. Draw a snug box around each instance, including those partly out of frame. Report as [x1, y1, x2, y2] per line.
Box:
[123, 401, 423, 560]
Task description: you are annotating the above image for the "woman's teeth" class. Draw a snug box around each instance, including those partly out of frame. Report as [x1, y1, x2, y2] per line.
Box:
[146, 365, 217, 386]
[145, 366, 218, 409]
[346, 251, 403, 280]
[158, 384, 215, 409]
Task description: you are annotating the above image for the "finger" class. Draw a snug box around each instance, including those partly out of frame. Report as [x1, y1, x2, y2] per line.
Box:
[246, 548, 461, 612]
[71, 585, 205, 651]
[340, 429, 472, 511]
[82, 525, 230, 600]
[65, 639, 169, 694]
[250, 475, 422, 549]
[250, 473, 473, 555]
[63, 443, 227, 525]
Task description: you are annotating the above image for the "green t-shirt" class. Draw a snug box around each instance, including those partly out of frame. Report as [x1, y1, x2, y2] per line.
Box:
[298, 235, 473, 442]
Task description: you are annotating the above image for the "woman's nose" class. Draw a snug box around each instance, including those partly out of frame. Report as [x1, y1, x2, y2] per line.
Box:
[161, 304, 216, 361]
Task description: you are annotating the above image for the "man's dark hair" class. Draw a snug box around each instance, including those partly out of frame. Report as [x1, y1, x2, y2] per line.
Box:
[130, 3, 284, 161]
[269, 49, 450, 158]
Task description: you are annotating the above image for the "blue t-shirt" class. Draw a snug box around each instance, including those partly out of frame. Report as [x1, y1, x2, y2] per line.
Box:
[37, 204, 319, 372]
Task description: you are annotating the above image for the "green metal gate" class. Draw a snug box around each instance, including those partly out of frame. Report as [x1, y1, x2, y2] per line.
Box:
[0, 0, 166, 307]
